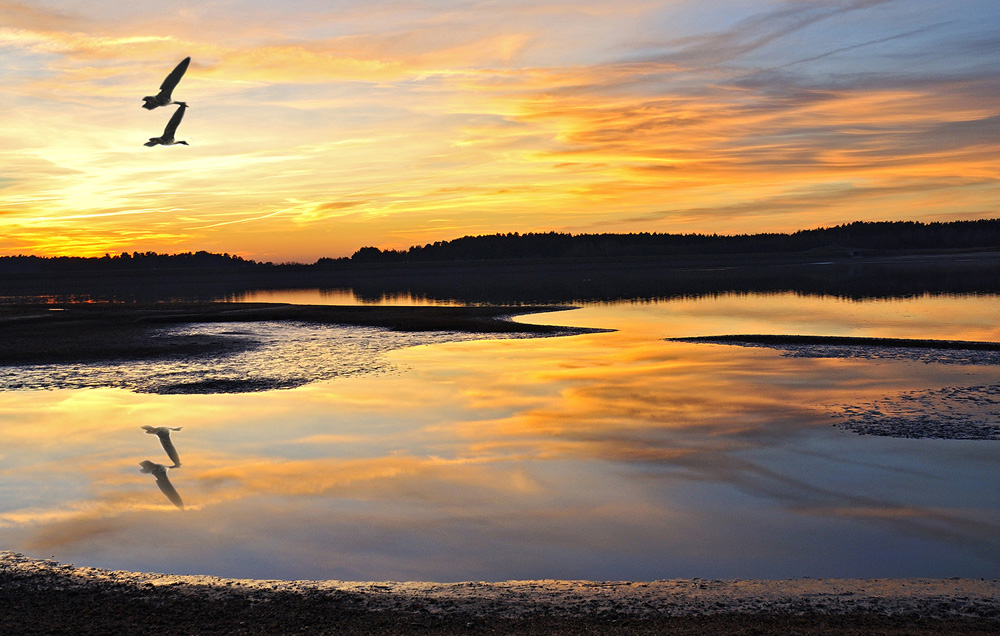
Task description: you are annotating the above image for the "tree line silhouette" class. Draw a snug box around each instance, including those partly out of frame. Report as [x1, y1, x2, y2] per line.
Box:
[325, 220, 1000, 265]
[0, 250, 264, 274]
[2, 220, 997, 273]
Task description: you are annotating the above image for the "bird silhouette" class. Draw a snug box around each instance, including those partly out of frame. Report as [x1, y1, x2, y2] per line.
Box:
[141, 425, 183, 467]
[139, 460, 184, 509]
[142, 57, 190, 110]
[144, 103, 189, 147]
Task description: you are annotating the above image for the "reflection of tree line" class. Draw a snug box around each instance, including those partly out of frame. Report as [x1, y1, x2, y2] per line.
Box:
[342, 257, 1000, 304]
[2, 253, 998, 305]
[139, 426, 184, 509]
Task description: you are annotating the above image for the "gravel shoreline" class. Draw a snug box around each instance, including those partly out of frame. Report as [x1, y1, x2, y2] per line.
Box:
[2, 552, 998, 635]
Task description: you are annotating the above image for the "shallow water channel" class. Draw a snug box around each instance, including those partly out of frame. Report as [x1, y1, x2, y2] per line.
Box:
[1, 291, 998, 581]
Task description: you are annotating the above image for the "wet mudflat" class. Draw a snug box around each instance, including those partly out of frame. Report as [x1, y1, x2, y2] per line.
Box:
[2, 552, 997, 635]
[0, 302, 585, 365]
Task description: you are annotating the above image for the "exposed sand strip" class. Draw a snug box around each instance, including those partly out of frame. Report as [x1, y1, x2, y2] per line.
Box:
[0, 302, 591, 366]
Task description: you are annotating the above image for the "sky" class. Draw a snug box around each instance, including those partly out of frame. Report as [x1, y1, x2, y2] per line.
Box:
[2, 0, 998, 263]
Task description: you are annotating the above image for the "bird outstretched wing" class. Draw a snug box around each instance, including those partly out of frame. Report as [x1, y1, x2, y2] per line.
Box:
[139, 460, 184, 509]
[161, 436, 181, 468]
[157, 476, 185, 509]
[142, 426, 183, 467]
[163, 103, 188, 137]
[161, 57, 191, 92]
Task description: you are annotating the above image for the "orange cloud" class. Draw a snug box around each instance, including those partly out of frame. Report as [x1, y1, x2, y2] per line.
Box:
[1, 1, 998, 260]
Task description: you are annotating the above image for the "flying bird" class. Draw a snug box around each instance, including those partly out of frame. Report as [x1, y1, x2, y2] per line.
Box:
[142, 425, 183, 467]
[139, 460, 184, 509]
[144, 103, 189, 147]
[142, 56, 190, 110]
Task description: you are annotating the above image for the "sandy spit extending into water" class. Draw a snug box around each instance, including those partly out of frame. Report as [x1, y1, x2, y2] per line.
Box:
[2, 552, 998, 635]
[0, 302, 598, 365]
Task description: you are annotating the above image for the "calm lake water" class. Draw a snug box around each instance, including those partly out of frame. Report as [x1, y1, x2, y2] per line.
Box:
[1, 291, 998, 581]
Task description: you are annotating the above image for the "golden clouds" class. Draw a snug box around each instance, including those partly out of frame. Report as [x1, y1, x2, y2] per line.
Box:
[216, 46, 407, 83]
[2, 1, 999, 260]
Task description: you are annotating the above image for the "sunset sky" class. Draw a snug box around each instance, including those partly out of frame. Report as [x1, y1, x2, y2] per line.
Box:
[2, 0, 998, 263]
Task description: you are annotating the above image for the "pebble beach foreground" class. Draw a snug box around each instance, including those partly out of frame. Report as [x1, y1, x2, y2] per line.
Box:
[2, 553, 997, 635]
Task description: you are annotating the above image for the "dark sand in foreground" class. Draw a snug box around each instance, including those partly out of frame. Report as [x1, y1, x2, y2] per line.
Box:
[2, 553, 997, 635]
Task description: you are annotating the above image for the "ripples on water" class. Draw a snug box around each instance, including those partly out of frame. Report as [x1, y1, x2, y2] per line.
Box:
[0, 322, 532, 394]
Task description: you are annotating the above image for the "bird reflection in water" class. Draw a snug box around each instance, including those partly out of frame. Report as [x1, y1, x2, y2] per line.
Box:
[141, 426, 183, 467]
[139, 425, 185, 509]
[139, 460, 184, 509]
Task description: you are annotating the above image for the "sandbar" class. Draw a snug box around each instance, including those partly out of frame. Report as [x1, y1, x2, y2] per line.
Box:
[0, 302, 589, 365]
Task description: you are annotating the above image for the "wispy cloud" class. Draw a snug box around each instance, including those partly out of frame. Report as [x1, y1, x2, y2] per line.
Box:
[1, 0, 997, 260]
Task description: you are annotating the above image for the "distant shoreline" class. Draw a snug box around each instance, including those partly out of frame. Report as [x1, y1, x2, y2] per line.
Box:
[2, 552, 997, 635]
[2, 249, 1000, 305]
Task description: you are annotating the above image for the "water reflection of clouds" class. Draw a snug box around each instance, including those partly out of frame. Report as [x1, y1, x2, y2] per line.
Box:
[419, 334, 1000, 567]
[524, 294, 1000, 343]
[2, 297, 999, 579]
[446, 338, 828, 449]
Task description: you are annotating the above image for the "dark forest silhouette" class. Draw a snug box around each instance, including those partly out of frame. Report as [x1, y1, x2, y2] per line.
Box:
[0, 250, 263, 274]
[331, 220, 1000, 265]
[2, 220, 997, 273]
